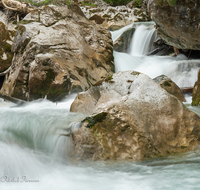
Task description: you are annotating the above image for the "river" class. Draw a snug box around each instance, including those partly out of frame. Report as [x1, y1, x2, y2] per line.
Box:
[0, 22, 200, 190]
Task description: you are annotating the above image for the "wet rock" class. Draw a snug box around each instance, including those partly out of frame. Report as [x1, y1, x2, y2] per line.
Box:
[71, 71, 200, 161]
[192, 70, 200, 106]
[113, 27, 135, 52]
[181, 87, 193, 95]
[153, 75, 186, 102]
[0, 5, 114, 101]
[147, 38, 174, 56]
[148, 0, 200, 50]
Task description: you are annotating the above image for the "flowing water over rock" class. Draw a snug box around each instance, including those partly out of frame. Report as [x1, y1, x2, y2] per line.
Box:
[1, 22, 200, 189]
[112, 23, 200, 88]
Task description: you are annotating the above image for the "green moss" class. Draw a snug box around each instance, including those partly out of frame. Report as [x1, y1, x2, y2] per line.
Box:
[167, 0, 176, 6]
[162, 81, 171, 87]
[93, 75, 114, 86]
[80, 1, 97, 7]
[19, 20, 35, 25]
[83, 112, 108, 128]
[132, 0, 143, 8]
[19, 25, 26, 35]
[192, 95, 200, 106]
[26, 0, 74, 7]
[131, 71, 140, 75]
[3, 43, 11, 52]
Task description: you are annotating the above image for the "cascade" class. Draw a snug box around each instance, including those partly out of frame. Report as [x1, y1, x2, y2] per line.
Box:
[1, 22, 200, 190]
[112, 23, 200, 88]
[129, 24, 157, 56]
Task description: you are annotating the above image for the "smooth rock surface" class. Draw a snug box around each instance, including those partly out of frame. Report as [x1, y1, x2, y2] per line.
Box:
[71, 71, 200, 161]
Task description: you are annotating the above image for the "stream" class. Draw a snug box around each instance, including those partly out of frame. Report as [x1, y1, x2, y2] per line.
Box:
[1, 22, 200, 190]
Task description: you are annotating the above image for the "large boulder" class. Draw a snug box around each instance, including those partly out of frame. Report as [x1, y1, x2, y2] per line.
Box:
[153, 75, 186, 102]
[148, 0, 200, 50]
[192, 70, 200, 106]
[70, 71, 200, 161]
[1, 5, 114, 101]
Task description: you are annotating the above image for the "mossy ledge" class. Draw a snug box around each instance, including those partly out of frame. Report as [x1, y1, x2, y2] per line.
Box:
[82, 112, 108, 128]
[93, 75, 114, 86]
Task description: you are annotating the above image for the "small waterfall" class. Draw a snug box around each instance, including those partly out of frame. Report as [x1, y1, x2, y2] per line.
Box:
[113, 22, 200, 88]
[129, 24, 158, 56]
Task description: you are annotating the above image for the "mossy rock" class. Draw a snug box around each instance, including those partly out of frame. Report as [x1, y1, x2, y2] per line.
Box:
[83, 112, 108, 128]
[192, 70, 200, 106]
[0, 22, 15, 72]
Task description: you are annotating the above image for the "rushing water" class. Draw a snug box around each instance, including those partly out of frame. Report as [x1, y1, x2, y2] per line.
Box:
[1, 22, 200, 190]
[112, 23, 200, 88]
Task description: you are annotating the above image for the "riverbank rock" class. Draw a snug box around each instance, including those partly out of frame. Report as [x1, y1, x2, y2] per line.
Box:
[153, 75, 186, 102]
[148, 0, 200, 50]
[71, 71, 200, 161]
[0, 5, 114, 101]
[0, 11, 16, 73]
[81, 5, 148, 30]
[192, 70, 200, 106]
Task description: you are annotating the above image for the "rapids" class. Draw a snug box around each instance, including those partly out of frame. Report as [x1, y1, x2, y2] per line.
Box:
[1, 22, 200, 190]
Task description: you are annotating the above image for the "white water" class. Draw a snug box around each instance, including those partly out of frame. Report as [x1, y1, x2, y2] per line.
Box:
[129, 24, 157, 56]
[112, 23, 200, 88]
[1, 22, 200, 190]
[1, 97, 200, 190]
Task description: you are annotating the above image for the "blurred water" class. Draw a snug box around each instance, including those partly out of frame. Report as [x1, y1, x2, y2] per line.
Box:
[1, 22, 200, 190]
[1, 97, 200, 190]
[112, 23, 200, 88]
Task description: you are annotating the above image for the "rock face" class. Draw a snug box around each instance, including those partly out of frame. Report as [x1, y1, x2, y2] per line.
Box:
[1, 5, 114, 101]
[81, 5, 148, 30]
[71, 71, 200, 161]
[113, 27, 135, 52]
[148, 0, 200, 50]
[192, 70, 200, 106]
[153, 75, 186, 102]
[0, 11, 16, 73]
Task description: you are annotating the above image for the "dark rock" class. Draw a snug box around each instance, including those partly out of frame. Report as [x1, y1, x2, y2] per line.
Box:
[114, 27, 135, 53]
[148, 0, 200, 50]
